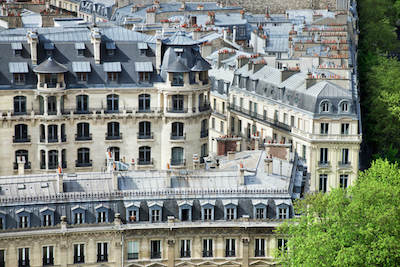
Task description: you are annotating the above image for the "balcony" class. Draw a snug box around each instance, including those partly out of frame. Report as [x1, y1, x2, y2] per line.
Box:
[73, 256, 84, 264]
[13, 162, 31, 170]
[42, 257, 54, 266]
[13, 135, 31, 143]
[12, 111, 27, 116]
[137, 158, 153, 166]
[180, 251, 191, 258]
[338, 161, 351, 168]
[225, 250, 235, 257]
[136, 108, 153, 114]
[75, 133, 92, 141]
[255, 250, 265, 257]
[150, 252, 161, 259]
[97, 254, 108, 262]
[18, 259, 30, 267]
[229, 104, 291, 132]
[199, 104, 211, 112]
[48, 163, 58, 170]
[104, 109, 120, 114]
[318, 161, 331, 168]
[127, 252, 139, 260]
[167, 108, 188, 113]
[105, 133, 122, 140]
[47, 138, 58, 143]
[39, 82, 65, 89]
[137, 132, 154, 140]
[74, 109, 90, 115]
[75, 160, 93, 168]
[202, 251, 213, 257]
[200, 129, 209, 138]
[170, 133, 186, 141]
[170, 158, 186, 166]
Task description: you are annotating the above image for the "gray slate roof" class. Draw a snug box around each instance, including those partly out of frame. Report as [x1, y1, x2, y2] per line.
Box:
[33, 57, 68, 73]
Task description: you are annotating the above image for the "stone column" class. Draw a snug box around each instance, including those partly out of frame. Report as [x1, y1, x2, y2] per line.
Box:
[59, 239, 68, 267]
[45, 124, 48, 143]
[45, 149, 49, 170]
[56, 95, 61, 115]
[167, 239, 175, 267]
[216, 236, 224, 257]
[7, 243, 17, 267]
[44, 96, 48, 116]
[193, 236, 201, 258]
[58, 148, 62, 168]
[163, 94, 168, 113]
[188, 93, 193, 113]
[57, 124, 61, 143]
[141, 237, 149, 259]
[31, 241, 41, 266]
[158, 93, 162, 112]
[87, 238, 96, 263]
[194, 93, 199, 113]
[242, 237, 250, 267]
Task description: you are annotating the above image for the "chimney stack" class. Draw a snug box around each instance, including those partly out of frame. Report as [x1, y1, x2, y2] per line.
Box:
[17, 156, 25, 176]
[156, 35, 162, 73]
[112, 171, 119, 191]
[27, 30, 38, 65]
[91, 28, 101, 64]
[165, 170, 172, 188]
[306, 71, 316, 89]
[264, 157, 273, 175]
[57, 173, 64, 193]
[232, 26, 237, 43]
[114, 213, 122, 226]
[238, 163, 245, 185]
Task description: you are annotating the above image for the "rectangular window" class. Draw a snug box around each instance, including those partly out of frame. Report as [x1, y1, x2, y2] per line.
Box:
[97, 242, 108, 262]
[213, 99, 217, 110]
[222, 102, 225, 113]
[342, 148, 349, 164]
[319, 174, 328, 192]
[43, 246, 54, 266]
[320, 148, 328, 163]
[256, 208, 264, 219]
[283, 113, 288, 124]
[172, 73, 184, 86]
[225, 239, 235, 257]
[97, 211, 106, 223]
[74, 244, 85, 263]
[127, 241, 139, 260]
[231, 117, 235, 133]
[19, 216, 28, 228]
[263, 109, 267, 120]
[302, 145, 306, 160]
[220, 121, 224, 133]
[290, 115, 295, 127]
[277, 239, 288, 252]
[107, 72, 118, 82]
[255, 239, 265, 257]
[151, 209, 160, 222]
[128, 210, 138, 222]
[238, 120, 242, 133]
[203, 208, 212, 220]
[180, 240, 191, 258]
[74, 212, 83, 224]
[211, 118, 215, 129]
[340, 174, 348, 189]
[13, 73, 25, 84]
[278, 208, 288, 219]
[226, 208, 235, 220]
[203, 239, 213, 257]
[320, 123, 329, 134]
[18, 248, 29, 267]
[0, 250, 4, 267]
[139, 72, 151, 82]
[150, 240, 161, 259]
[172, 95, 184, 111]
[43, 214, 52, 226]
[341, 123, 349, 135]
[77, 72, 88, 82]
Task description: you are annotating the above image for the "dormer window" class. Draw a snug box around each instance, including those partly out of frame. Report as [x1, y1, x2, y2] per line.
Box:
[275, 200, 291, 219]
[223, 200, 238, 221]
[44, 42, 54, 57]
[72, 206, 86, 224]
[40, 207, 55, 227]
[72, 62, 91, 83]
[96, 205, 109, 223]
[135, 62, 153, 83]
[75, 43, 85, 56]
[16, 208, 31, 228]
[253, 200, 268, 219]
[178, 201, 193, 221]
[340, 101, 349, 113]
[174, 47, 184, 57]
[172, 73, 184, 86]
[148, 201, 163, 223]
[126, 202, 140, 222]
[138, 42, 148, 56]
[106, 42, 116, 56]
[11, 42, 22, 56]
[9, 62, 28, 85]
[104, 62, 121, 83]
[320, 101, 330, 113]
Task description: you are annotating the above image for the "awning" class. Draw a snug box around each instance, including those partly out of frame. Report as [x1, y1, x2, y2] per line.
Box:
[106, 42, 116, 50]
[135, 61, 153, 72]
[11, 42, 22, 50]
[74, 42, 85, 50]
[137, 42, 148, 50]
[9, 62, 28, 73]
[72, 61, 91, 72]
[103, 62, 121, 72]
[44, 42, 54, 50]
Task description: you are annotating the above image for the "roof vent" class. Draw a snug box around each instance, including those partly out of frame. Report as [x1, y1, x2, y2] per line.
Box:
[17, 184, 25, 190]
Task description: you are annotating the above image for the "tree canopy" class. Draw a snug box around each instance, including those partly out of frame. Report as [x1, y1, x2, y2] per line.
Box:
[276, 159, 400, 266]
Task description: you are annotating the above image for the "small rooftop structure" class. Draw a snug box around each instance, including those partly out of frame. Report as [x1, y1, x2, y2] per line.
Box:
[33, 57, 68, 73]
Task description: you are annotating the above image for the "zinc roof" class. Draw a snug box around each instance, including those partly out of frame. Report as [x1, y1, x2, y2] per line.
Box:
[9, 62, 28, 73]
[72, 61, 91, 73]
[103, 62, 121, 72]
[134, 62, 153, 72]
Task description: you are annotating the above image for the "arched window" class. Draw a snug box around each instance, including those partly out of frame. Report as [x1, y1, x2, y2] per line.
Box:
[138, 121, 152, 139]
[48, 150, 58, 169]
[106, 94, 119, 113]
[14, 124, 28, 142]
[40, 124, 45, 142]
[76, 95, 89, 113]
[340, 101, 349, 113]
[77, 148, 91, 167]
[201, 143, 208, 158]
[107, 122, 121, 139]
[15, 150, 29, 169]
[13, 96, 26, 114]
[138, 94, 151, 112]
[171, 147, 184, 166]
[109, 147, 120, 161]
[201, 119, 208, 138]
[320, 101, 330, 113]
[171, 122, 184, 139]
[76, 122, 90, 140]
[138, 146, 151, 165]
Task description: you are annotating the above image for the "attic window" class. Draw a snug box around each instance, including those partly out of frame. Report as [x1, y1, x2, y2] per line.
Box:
[174, 48, 184, 57]
[75, 43, 85, 56]
[106, 42, 116, 56]
[11, 42, 22, 56]
[44, 42, 54, 56]
[135, 62, 153, 82]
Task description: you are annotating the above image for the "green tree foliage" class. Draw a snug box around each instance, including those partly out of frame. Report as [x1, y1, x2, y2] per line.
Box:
[276, 159, 400, 266]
